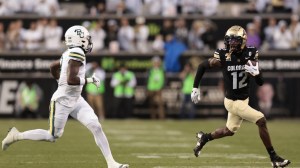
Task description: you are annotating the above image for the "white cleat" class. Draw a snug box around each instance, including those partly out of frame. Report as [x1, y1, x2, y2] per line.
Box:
[2, 127, 19, 151]
[108, 163, 129, 168]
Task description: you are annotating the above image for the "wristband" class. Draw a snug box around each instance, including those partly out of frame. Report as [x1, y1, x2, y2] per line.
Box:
[86, 78, 93, 83]
[80, 77, 86, 85]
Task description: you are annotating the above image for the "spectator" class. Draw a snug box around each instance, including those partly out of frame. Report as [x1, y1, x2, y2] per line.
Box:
[6, 22, 18, 50]
[0, 1, 10, 15]
[160, 19, 174, 41]
[35, 0, 59, 16]
[263, 17, 277, 50]
[135, 16, 149, 53]
[106, 19, 119, 53]
[164, 34, 187, 72]
[23, 21, 43, 50]
[198, 0, 219, 16]
[152, 34, 164, 51]
[161, 0, 178, 16]
[90, 20, 106, 52]
[180, 0, 200, 14]
[20, 0, 36, 13]
[106, 0, 126, 15]
[246, 23, 261, 48]
[146, 56, 165, 119]
[289, 14, 300, 49]
[110, 63, 136, 118]
[245, 0, 259, 13]
[284, 0, 298, 13]
[174, 18, 189, 44]
[252, 16, 263, 41]
[118, 18, 135, 51]
[44, 19, 62, 51]
[188, 20, 205, 50]
[125, 0, 143, 15]
[271, 0, 285, 13]
[273, 20, 293, 50]
[179, 62, 196, 119]
[15, 81, 42, 118]
[144, 0, 161, 15]
[255, 0, 270, 13]
[0, 22, 5, 50]
[7, 20, 25, 50]
[202, 20, 218, 50]
[85, 62, 106, 120]
[89, 0, 106, 16]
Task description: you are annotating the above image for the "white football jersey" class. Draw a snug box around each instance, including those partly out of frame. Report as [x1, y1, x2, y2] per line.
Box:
[51, 47, 86, 107]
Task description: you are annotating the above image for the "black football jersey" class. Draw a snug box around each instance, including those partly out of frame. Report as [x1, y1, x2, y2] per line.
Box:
[214, 47, 258, 100]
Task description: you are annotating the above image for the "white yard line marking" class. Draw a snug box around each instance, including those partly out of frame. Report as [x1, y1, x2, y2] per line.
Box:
[132, 153, 268, 160]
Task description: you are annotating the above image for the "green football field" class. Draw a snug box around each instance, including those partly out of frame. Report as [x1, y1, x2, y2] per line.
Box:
[0, 119, 299, 168]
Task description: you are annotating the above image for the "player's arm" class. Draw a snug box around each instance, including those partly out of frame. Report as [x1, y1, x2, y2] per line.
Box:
[191, 57, 221, 103]
[67, 59, 83, 85]
[50, 60, 60, 80]
[193, 57, 221, 88]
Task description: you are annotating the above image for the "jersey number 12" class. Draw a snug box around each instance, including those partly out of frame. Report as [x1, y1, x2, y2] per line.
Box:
[231, 71, 247, 89]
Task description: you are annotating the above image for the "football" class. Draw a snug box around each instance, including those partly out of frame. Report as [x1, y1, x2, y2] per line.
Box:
[246, 60, 257, 66]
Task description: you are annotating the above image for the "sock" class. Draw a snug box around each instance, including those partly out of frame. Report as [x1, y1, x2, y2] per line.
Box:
[267, 146, 277, 158]
[18, 129, 55, 142]
[86, 121, 117, 165]
[206, 133, 214, 141]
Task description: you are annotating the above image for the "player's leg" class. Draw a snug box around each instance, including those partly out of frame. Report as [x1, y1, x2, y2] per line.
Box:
[2, 101, 69, 151]
[236, 99, 290, 167]
[193, 98, 240, 157]
[70, 97, 128, 168]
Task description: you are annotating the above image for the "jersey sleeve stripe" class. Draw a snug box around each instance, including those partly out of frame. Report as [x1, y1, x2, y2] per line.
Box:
[70, 52, 85, 57]
[69, 54, 85, 61]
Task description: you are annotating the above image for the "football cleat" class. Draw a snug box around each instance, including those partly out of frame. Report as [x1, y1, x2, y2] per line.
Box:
[193, 131, 207, 157]
[271, 155, 291, 168]
[108, 163, 129, 168]
[2, 127, 19, 151]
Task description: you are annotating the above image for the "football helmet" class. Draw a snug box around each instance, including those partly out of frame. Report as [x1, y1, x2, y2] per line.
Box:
[65, 25, 93, 53]
[224, 25, 247, 53]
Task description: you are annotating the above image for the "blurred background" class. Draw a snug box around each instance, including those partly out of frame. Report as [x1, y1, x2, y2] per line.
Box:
[0, 0, 300, 120]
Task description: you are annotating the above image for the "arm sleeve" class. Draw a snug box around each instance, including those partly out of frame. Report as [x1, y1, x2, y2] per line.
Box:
[193, 59, 210, 88]
[255, 71, 264, 86]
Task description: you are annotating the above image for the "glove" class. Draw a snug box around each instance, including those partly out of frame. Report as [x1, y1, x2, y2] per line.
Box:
[191, 88, 201, 104]
[245, 60, 260, 76]
[86, 73, 101, 88]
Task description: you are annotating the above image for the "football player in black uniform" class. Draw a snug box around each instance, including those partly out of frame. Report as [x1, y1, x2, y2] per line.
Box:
[191, 25, 290, 168]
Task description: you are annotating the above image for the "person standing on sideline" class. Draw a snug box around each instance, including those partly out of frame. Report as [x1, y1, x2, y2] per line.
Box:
[179, 62, 196, 119]
[2, 25, 129, 168]
[110, 63, 136, 118]
[146, 56, 165, 119]
[86, 62, 106, 120]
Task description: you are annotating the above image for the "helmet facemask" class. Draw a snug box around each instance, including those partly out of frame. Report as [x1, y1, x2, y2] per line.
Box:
[225, 35, 243, 53]
[82, 35, 93, 53]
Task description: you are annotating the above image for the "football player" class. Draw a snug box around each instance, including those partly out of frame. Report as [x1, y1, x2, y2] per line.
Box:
[191, 25, 290, 168]
[2, 25, 129, 168]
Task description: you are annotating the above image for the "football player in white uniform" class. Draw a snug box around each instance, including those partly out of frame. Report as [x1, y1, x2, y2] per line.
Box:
[2, 25, 129, 168]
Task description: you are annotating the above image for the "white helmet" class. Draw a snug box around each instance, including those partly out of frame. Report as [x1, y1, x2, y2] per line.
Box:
[64, 25, 93, 53]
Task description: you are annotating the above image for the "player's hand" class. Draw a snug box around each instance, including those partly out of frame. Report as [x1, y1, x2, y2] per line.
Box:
[87, 73, 101, 88]
[191, 88, 201, 104]
[245, 60, 259, 76]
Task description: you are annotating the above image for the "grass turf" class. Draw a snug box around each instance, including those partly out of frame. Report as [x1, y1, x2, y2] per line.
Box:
[0, 119, 299, 168]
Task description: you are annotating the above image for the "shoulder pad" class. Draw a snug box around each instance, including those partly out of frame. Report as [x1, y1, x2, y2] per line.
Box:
[68, 48, 85, 62]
